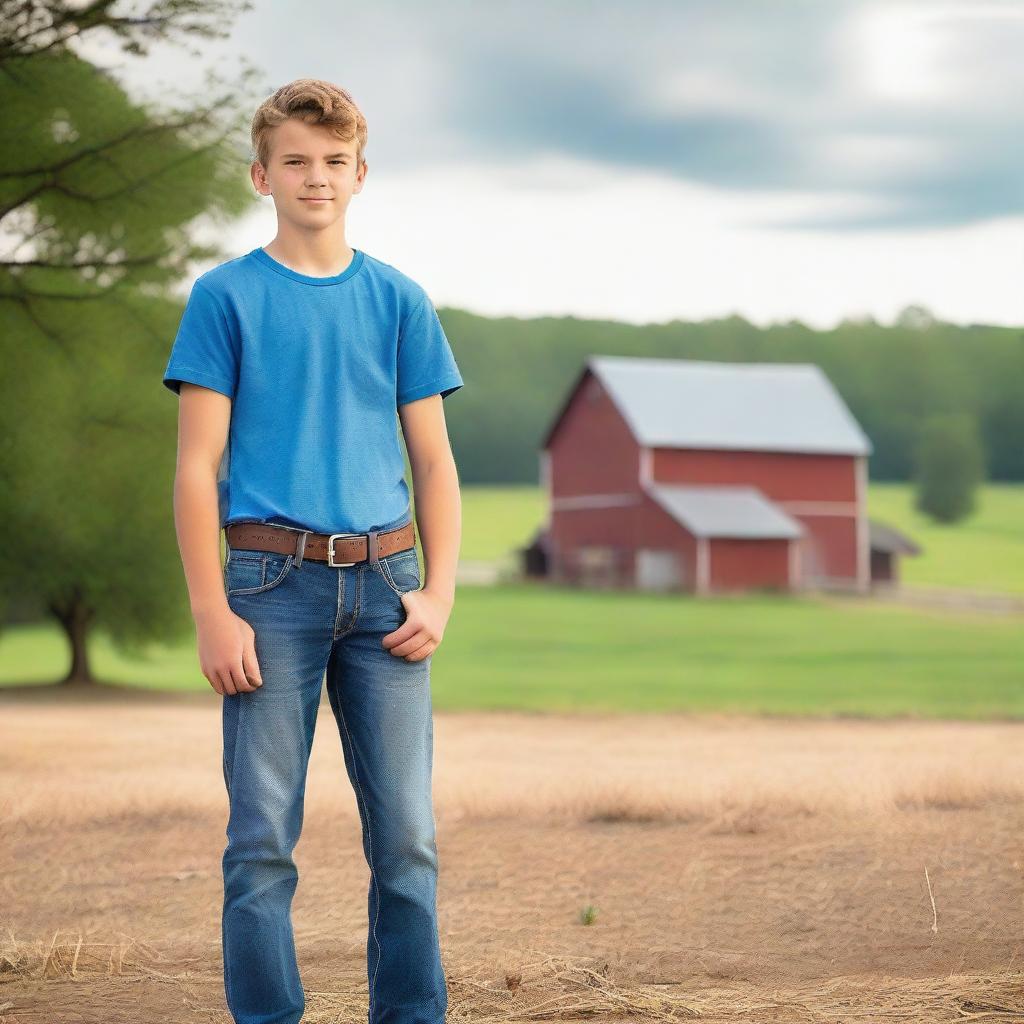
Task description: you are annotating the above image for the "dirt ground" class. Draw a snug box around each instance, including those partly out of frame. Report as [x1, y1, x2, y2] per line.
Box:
[1, 686, 1023, 1023]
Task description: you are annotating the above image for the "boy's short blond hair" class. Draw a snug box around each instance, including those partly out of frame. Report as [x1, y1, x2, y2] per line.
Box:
[251, 79, 368, 169]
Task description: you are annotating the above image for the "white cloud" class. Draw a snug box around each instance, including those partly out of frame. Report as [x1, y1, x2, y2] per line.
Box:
[846, 0, 1024, 107]
[847, 4, 953, 104]
[815, 132, 949, 183]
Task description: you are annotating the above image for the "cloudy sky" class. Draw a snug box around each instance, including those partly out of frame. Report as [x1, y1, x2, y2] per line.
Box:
[86, 0, 1023, 329]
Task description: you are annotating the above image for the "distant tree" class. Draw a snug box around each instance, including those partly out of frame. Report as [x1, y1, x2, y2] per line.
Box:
[0, 1, 261, 684]
[837, 313, 879, 328]
[895, 304, 937, 330]
[912, 414, 985, 523]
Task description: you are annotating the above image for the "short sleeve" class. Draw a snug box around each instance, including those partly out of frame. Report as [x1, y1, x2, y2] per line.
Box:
[396, 294, 464, 406]
[162, 280, 239, 398]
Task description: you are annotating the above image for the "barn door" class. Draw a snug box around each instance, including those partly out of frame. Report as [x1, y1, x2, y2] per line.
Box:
[635, 549, 683, 591]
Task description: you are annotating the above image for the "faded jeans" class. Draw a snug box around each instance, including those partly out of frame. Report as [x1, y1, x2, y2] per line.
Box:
[219, 510, 446, 1024]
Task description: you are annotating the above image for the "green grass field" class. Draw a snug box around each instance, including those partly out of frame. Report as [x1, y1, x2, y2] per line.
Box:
[2, 482, 1021, 717]
[1, 584, 1020, 718]
[867, 481, 1024, 595]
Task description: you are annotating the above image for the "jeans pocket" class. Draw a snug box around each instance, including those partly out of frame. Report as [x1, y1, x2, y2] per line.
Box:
[379, 548, 421, 596]
[225, 549, 295, 596]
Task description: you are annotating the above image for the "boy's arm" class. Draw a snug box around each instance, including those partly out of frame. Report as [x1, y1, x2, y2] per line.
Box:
[399, 393, 461, 605]
[173, 384, 261, 694]
[174, 384, 232, 618]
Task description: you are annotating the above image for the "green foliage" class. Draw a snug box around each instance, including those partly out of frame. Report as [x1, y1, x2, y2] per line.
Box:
[0, 10, 261, 657]
[913, 414, 985, 523]
[0, 49, 260, 290]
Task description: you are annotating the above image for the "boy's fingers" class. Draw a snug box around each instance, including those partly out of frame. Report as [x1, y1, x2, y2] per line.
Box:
[227, 662, 256, 693]
[242, 647, 263, 688]
[382, 620, 416, 648]
[403, 637, 434, 661]
[388, 628, 431, 658]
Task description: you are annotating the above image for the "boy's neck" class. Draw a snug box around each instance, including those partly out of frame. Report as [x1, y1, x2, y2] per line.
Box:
[262, 230, 355, 278]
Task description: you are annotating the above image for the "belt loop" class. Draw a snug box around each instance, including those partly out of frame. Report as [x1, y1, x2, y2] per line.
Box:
[367, 529, 380, 567]
[293, 530, 308, 569]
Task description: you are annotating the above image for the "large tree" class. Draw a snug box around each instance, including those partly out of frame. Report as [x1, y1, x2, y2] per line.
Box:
[0, 0, 261, 684]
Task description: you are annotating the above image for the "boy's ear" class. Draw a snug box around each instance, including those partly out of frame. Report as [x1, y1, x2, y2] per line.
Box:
[251, 160, 271, 196]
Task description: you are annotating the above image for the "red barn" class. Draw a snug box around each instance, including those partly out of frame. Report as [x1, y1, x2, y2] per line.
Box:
[538, 356, 874, 595]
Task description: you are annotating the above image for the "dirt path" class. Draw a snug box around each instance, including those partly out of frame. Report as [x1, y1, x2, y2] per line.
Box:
[2, 690, 1022, 1022]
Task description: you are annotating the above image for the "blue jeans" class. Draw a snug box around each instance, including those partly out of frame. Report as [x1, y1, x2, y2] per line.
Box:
[219, 511, 446, 1024]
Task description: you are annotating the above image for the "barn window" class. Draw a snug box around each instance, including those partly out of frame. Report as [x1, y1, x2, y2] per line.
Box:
[575, 544, 625, 588]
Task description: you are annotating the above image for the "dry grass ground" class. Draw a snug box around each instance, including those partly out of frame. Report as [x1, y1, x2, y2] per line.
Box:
[2, 688, 1023, 1023]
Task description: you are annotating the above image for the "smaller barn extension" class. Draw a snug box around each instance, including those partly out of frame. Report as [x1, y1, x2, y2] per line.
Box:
[869, 519, 923, 587]
[641, 483, 803, 593]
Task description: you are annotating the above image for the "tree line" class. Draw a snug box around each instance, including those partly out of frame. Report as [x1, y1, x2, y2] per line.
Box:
[438, 304, 1023, 487]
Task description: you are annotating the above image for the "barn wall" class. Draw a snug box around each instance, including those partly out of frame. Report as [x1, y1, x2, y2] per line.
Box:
[710, 539, 791, 591]
[548, 490, 707, 591]
[637, 491, 699, 591]
[545, 370, 646, 586]
[548, 371, 640, 496]
[652, 448, 856, 501]
[794, 514, 859, 582]
[547, 503, 643, 586]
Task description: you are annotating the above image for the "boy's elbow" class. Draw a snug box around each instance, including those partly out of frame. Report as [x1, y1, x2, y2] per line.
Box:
[174, 447, 225, 482]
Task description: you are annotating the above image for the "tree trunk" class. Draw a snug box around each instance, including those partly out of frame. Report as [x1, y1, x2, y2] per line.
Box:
[49, 587, 96, 685]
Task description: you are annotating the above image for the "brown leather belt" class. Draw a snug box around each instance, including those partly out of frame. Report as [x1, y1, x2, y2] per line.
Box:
[224, 520, 416, 568]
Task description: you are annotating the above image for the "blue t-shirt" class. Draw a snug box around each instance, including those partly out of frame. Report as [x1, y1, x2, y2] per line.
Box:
[161, 246, 464, 534]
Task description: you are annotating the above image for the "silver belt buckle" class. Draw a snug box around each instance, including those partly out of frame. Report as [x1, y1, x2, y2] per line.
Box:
[327, 532, 361, 567]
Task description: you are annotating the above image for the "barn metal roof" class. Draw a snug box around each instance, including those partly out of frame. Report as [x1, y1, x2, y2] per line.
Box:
[647, 483, 804, 539]
[586, 356, 873, 456]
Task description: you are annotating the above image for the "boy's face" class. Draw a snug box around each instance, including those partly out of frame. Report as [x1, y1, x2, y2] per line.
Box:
[251, 117, 366, 229]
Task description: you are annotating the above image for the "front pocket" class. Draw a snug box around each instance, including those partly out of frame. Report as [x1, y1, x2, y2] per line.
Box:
[379, 548, 421, 596]
[226, 552, 294, 596]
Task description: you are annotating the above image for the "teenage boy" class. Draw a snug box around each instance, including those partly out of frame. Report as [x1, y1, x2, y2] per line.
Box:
[162, 79, 462, 1024]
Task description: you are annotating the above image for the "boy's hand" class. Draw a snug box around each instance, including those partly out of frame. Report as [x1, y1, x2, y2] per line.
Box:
[382, 586, 453, 662]
[195, 607, 264, 695]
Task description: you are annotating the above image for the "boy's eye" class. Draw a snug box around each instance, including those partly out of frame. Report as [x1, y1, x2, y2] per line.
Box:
[285, 160, 346, 165]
